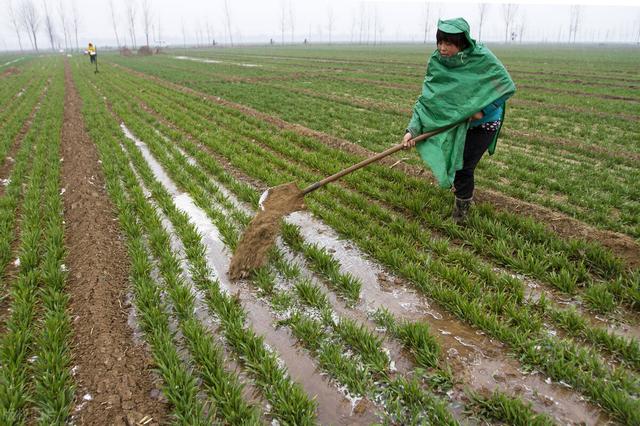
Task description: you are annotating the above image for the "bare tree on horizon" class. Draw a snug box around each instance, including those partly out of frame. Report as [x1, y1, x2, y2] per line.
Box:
[502, 3, 518, 43]
[280, 0, 286, 44]
[20, 0, 40, 51]
[108, 0, 121, 47]
[223, 0, 233, 46]
[181, 18, 186, 48]
[205, 20, 213, 46]
[42, 0, 56, 50]
[569, 5, 582, 43]
[477, 3, 488, 42]
[126, 0, 137, 48]
[358, 3, 365, 44]
[518, 16, 526, 43]
[141, 0, 152, 47]
[326, 5, 333, 44]
[423, 1, 432, 44]
[8, 0, 24, 51]
[71, 0, 79, 50]
[288, 0, 295, 43]
[58, 0, 71, 51]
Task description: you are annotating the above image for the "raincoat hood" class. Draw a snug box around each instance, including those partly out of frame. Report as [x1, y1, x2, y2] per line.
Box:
[437, 17, 474, 48]
[407, 17, 516, 188]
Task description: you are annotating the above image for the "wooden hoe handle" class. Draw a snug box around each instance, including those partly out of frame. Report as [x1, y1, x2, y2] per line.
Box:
[302, 123, 458, 195]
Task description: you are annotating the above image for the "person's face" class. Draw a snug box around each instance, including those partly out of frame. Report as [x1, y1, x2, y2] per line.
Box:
[437, 40, 460, 57]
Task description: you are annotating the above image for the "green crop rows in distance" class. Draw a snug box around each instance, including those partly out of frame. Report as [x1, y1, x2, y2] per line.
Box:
[108, 45, 640, 238]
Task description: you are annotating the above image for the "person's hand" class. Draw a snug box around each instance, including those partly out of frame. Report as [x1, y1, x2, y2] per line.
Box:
[402, 132, 415, 149]
[472, 111, 484, 120]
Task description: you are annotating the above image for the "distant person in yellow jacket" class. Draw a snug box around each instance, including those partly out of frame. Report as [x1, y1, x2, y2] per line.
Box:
[87, 43, 97, 64]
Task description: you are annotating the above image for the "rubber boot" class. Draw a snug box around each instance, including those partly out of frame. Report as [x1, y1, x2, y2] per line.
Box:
[452, 197, 472, 225]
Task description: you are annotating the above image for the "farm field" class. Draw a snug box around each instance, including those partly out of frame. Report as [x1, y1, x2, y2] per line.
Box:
[0, 45, 638, 425]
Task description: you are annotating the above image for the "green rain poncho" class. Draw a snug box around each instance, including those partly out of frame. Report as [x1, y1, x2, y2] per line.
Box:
[407, 17, 516, 188]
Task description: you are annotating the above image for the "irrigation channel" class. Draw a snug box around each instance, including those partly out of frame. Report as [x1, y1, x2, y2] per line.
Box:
[114, 108, 611, 424]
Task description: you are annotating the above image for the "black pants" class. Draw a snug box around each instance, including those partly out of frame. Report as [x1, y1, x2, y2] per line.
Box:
[90, 54, 97, 64]
[453, 126, 496, 200]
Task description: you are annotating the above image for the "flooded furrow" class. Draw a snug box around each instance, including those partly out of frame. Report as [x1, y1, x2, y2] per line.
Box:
[516, 269, 640, 342]
[149, 116, 611, 424]
[121, 123, 374, 425]
[285, 211, 611, 425]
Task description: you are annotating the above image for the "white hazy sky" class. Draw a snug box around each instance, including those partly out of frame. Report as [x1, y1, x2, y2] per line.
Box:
[2, 0, 640, 51]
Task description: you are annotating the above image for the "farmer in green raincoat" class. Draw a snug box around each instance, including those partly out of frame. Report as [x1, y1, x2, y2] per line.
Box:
[403, 17, 516, 224]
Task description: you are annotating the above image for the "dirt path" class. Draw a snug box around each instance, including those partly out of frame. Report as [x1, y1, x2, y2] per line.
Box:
[61, 60, 169, 425]
[112, 62, 640, 268]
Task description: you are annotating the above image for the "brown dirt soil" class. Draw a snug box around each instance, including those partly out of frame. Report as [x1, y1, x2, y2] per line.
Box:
[114, 63, 640, 269]
[62, 60, 169, 425]
[0, 66, 20, 78]
[228, 182, 305, 279]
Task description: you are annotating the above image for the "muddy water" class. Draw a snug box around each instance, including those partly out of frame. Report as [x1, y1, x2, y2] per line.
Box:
[515, 269, 640, 342]
[122, 124, 373, 424]
[154, 191, 269, 414]
[461, 358, 611, 425]
[285, 211, 611, 425]
[173, 55, 261, 68]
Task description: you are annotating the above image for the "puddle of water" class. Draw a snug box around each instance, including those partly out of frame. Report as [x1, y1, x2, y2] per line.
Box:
[284, 211, 612, 422]
[463, 357, 611, 425]
[286, 211, 500, 360]
[121, 123, 370, 424]
[512, 268, 640, 343]
[173, 55, 261, 68]
[174, 55, 223, 64]
[0, 57, 23, 68]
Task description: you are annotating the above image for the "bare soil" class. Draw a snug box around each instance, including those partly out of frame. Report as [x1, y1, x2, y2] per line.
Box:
[0, 66, 20, 78]
[62, 60, 169, 425]
[228, 182, 305, 279]
[114, 63, 640, 268]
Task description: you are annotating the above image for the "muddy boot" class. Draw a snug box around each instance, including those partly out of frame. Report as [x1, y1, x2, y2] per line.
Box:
[452, 197, 472, 225]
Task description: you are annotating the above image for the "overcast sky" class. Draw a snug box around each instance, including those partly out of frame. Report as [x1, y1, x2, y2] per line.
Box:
[2, 0, 640, 51]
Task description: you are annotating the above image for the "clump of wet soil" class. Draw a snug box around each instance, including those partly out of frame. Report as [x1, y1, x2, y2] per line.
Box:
[228, 182, 305, 279]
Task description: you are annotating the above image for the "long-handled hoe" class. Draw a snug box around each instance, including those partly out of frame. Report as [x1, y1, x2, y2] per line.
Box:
[228, 124, 457, 279]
